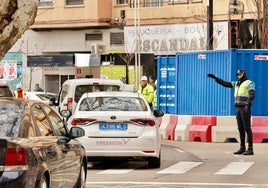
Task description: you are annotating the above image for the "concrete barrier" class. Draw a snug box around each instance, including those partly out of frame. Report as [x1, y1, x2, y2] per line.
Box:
[212, 116, 239, 143]
[159, 114, 171, 139]
[252, 116, 268, 143]
[174, 115, 192, 141]
[189, 115, 217, 142]
[165, 115, 179, 140]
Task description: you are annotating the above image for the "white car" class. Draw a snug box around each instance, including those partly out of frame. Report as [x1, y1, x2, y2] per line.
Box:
[54, 78, 124, 114]
[25, 91, 58, 105]
[68, 91, 164, 168]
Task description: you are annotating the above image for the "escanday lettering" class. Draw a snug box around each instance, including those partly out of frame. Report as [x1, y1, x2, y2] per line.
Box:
[125, 22, 227, 54]
[138, 37, 215, 52]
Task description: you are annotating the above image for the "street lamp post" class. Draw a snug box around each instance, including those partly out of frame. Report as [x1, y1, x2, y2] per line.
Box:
[134, 0, 141, 90]
[207, 0, 213, 50]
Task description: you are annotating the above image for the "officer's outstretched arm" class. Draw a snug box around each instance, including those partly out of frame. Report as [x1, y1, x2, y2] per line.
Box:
[207, 74, 233, 88]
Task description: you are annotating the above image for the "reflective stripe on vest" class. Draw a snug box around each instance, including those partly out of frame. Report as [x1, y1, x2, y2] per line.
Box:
[234, 80, 254, 105]
[14, 91, 25, 98]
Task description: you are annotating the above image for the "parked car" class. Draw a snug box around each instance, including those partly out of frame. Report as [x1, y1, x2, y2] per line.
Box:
[51, 78, 124, 114]
[68, 91, 164, 168]
[25, 91, 58, 105]
[0, 84, 14, 97]
[0, 98, 87, 188]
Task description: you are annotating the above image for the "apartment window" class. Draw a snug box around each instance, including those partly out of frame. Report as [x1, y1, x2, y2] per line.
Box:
[85, 33, 103, 41]
[110, 32, 124, 45]
[169, 0, 202, 3]
[117, 0, 129, 4]
[38, 0, 53, 6]
[169, 0, 188, 3]
[66, 0, 84, 6]
[145, 0, 163, 7]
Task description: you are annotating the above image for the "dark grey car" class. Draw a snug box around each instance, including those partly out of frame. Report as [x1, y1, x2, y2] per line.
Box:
[0, 98, 87, 188]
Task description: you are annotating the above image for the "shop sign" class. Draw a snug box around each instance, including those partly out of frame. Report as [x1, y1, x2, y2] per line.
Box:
[124, 21, 228, 55]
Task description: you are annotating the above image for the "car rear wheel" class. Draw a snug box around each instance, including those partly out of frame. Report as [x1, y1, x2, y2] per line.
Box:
[148, 154, 161, 168]
[40, 174, 49, 188]
[76, 163, 87, 188]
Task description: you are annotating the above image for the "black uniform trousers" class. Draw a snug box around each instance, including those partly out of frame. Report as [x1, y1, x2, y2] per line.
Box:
[236, 106, 253, 148]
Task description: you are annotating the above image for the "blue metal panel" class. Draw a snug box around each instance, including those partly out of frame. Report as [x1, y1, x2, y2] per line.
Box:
[158, 49, 268, 116]
[176, 50, 234, 115]
[232, 49, 268, 116]
[157, 56, 177, 114]
[176, 49, 268, 116]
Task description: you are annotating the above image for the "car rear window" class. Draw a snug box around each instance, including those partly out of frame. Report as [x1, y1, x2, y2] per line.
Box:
[0, 85, 13, 97]
[0, 103, 21, 137]
[78, 96, 148, 111]
[74, 85, 121, 102]
[36, 93, 57, 101]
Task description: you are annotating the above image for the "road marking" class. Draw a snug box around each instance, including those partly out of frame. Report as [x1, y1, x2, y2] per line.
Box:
[98, 169, 134, 174]
[86, 181, 256, 187]
[174, 148, 185, 153]
[215, 162, 254, 175]
[157, 161, 202, 174]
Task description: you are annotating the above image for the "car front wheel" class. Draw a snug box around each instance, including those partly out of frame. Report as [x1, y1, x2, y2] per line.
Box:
[40, 174, 49, 188]
[76, 163, 87, 188]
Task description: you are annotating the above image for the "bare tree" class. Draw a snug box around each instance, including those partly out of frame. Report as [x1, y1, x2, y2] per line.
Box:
[251, 0, 268, 48]
[0, 0, 38, 60]
[116, 53, 135, 84]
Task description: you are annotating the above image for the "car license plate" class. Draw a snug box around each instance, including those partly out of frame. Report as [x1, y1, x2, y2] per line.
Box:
[99, 123, 128, 131]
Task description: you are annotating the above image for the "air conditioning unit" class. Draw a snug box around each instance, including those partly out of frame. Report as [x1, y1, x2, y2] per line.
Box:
[91, 44, 105, 54]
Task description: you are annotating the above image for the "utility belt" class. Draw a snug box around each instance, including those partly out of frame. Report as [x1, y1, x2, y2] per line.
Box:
[234, 96, 248, 107]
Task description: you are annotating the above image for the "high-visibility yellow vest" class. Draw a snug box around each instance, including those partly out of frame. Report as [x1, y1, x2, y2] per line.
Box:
[14, 91, 26, 99]
[138, 84, 154, 105]
[233, 80, 255, 105]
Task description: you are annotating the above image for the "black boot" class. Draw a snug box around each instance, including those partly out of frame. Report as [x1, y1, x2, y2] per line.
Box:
[243, 147, 254, 155]
[233, 147, 246, 155]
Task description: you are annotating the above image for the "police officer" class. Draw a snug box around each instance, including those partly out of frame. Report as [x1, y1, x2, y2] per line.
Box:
[138, 76, 154, 110]
[207, 70, 255, 155]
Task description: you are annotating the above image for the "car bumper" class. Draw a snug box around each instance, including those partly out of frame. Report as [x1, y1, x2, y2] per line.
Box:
[77, 136, 161, 158]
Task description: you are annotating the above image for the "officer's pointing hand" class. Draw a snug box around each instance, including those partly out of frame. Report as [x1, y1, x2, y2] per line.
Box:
[207, 73, 217, 79]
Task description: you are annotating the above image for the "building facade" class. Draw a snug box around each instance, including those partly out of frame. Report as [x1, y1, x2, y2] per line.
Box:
[6, 0, 258, 92]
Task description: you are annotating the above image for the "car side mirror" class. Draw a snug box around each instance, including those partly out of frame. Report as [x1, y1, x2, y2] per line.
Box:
[49, 98, 58, 106]
[69, 127, 85, 138]
[153, 109, 164, 117]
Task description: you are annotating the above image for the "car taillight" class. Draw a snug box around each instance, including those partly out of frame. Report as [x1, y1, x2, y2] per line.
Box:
[130, 118, 155, 126]
[4, 148, 28, 171]
[71, 118, 96, 126]
[67, 98, 73, 111]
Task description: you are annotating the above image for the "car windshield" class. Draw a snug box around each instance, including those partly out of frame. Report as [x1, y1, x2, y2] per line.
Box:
[0, 103, 21, 137]
[74, 85, 121, 102]
[79, 96, 148, 111]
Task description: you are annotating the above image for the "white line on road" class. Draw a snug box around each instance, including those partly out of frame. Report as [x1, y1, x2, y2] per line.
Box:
[98, 169, 134, 174]
[157, 161, 202, 174]
[174, 148, 185, 153]
[215, 162, 254, 175]
[86, 181, 257, 187]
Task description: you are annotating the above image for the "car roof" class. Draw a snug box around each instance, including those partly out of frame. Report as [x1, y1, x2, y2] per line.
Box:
[62, 78, 124, 86]
[80, 91, 142, 98]
[26, 91, 57, 95]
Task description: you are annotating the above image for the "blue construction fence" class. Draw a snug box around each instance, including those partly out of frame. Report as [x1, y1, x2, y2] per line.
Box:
[157, 48, 268, 116]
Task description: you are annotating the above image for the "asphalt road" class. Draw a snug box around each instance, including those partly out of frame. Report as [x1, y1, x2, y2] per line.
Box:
[85, 140, 268, 188]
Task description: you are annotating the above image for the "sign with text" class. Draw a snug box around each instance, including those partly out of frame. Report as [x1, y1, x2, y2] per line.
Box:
[124, 21, 228, 55]
[0, 60, 17, 80]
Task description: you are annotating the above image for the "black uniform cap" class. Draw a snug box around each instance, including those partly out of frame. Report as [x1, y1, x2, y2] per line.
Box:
[236, 69, 245, 76]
